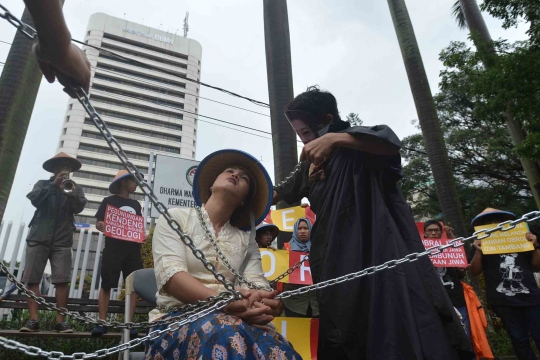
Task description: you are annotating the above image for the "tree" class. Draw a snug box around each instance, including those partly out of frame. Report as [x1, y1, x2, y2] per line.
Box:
[452, 0, 540, 208]
[346, 113, 363, 127]
[0, 8, 43, 222]
[387, 0, 467, 236]
[481, 0, 540, 45]
[401, 70, 535, 227]
[263, 0, 298, 247]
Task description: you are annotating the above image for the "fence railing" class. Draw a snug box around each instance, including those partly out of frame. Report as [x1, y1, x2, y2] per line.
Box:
[0, 221, 124, 304]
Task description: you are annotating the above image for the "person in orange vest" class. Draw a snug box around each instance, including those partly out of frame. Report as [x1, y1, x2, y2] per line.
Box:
[470, 208, 540, 360]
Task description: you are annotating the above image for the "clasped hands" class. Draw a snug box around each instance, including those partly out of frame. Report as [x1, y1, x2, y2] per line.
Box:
[223, 289, 282, 326]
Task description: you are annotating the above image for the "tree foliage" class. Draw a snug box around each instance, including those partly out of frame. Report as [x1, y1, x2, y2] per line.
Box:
[345, 113, 363, 127]
[400, 58, 535, 228]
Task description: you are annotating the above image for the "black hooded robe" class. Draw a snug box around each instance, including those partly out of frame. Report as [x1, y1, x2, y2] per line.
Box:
[276, 124, 473, 360]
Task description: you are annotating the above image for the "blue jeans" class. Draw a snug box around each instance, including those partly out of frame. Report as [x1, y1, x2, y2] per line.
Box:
[493, 305, 540, 360]
[456, 306, 471, 339]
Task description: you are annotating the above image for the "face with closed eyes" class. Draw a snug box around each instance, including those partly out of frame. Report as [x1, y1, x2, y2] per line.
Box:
[290, 119, 317, 145]
[210, 166, 253, 208]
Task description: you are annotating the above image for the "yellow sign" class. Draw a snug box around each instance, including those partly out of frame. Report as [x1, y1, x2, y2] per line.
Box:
[270, 206, 308, 232]
[260, 249, 290, 282]
[474, 222, 533, 254]
[272, 317, 314, 359]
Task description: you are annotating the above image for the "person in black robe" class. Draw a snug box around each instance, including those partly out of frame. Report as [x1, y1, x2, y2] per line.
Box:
[273, 86, 473, 359]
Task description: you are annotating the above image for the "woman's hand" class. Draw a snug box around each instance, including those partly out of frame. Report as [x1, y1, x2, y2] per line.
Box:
[96, 221, 104, 232]
[526, 232, 539, 249]
[224, 290, 274, 325]
[255, 290, 283, 317]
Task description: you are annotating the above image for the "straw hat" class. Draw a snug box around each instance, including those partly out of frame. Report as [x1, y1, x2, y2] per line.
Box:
[471, 207, 516, 227]
[42, 152, 81, 173]
[109, 170, 142, 194]
[256, 222, 280, 239]
[193, 149, 273, 230]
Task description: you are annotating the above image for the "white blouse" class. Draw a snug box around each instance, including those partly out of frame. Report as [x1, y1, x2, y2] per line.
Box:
[150, 206, 270, 321]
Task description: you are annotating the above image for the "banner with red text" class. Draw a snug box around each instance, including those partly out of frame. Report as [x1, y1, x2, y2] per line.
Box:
[263, 206, 316, 232]
[104, 205, 145, 243]
[272, 317, 318, 359]
[259, 249, 312, 285]
[416, 222, 468, 267]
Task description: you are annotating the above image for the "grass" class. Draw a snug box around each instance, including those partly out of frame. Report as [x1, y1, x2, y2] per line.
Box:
[0, 309, 148, 359]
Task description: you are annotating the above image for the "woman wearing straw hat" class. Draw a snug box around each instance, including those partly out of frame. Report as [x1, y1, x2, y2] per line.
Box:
[147, 149, 300, 359]
[92, 170, 144, 337]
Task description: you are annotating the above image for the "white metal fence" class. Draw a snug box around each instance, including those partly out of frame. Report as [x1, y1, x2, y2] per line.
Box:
[0, 221, 124, 302]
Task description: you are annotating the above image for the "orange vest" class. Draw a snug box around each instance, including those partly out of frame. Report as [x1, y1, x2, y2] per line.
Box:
[462, 282, 494, 360]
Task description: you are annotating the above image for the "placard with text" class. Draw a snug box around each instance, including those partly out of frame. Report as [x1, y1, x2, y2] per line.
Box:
[416, 222, 468, 267]
[104, 205, 145, 243]
[259, 249, 312, 285]
[474, 222, 533, 255]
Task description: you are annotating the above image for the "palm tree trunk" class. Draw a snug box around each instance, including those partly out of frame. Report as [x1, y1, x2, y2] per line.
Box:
[263, 0, 297, 247]
[458, 0, 540, 209]
[387, 0, 467, 236]
[0, 8, 43, 222]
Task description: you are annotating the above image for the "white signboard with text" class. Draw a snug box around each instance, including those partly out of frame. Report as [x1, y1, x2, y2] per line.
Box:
[150, 154, 200, 218]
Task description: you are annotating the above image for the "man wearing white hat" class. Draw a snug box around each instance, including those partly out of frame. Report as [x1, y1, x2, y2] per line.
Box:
[92, 170, 144, 337]
[20, 152, 87, 333]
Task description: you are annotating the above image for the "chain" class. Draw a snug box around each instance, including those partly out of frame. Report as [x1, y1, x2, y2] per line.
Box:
[273, 162, 303, 191]
[195, 206, 273, 291]
[276, 211, 540, 299]
[0, 297, 231, 359]
[269, 255, 309, 288]
[0, 4, 37, 39]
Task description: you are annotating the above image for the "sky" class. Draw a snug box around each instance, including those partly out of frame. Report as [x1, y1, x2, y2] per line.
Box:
[0, 0, 530, 258]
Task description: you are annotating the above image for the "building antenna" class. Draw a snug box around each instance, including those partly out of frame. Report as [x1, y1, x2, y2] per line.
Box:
[183, 12, 189, 37]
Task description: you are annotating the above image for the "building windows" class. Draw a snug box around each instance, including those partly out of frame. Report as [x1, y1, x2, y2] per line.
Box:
[63, 128, 67, 135]
[90, 95, 183, 119]
[78, 156, 148, 174]
[98, 45, 188, 70]
[83, 120, 181, 142]
[80, 185, 145, 201]
[78, 144, 149, 161]
[93, 74, 186, 99]
[72, 170, 115, 182]
[95, 108, 182, 131]
[66, 116, 70, 123]
[81, 131, 180, 154]
[96, 63, 186, 89]
[74, 215, 97, 225]
[60, 141, 64, 148]
[102, 33, 188, 61]
[92, 84, 185, 109]
[69, 104, 73, 110]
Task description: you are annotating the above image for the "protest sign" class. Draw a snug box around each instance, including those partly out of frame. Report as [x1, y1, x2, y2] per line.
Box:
[416, 222, 468, 267]
[272, 318, 319, 359]
[474, 222, 533, 255]
[264, 206, 316, 232]
[259, 249, 313, 284]
[104, 205, 145, 243]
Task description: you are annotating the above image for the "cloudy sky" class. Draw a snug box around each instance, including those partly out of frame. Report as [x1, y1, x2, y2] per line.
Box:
[0, 0, 529, 257]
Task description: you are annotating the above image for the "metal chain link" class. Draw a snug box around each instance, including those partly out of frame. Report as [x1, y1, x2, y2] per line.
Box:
[276, 211, 540, 299]
[269, 255, 309, 288]
[0, 297, 231, 359]
[273, 162, 302, 191]
[195, 206, 273, 291]
[0, 4, 37, 39]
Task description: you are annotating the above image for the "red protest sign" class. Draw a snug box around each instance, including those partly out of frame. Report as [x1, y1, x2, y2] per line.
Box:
[417, 222, 468, 268]
[288, 251, 313, 285]
[104, 205, 145, 243]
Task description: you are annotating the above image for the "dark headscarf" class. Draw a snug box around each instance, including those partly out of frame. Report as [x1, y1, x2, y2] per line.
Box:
[290, 218, 312, 253]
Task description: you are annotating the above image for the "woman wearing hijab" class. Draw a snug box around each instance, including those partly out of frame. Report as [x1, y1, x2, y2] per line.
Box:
[283, 218, 319, 318]
[147, 149, 301, 359]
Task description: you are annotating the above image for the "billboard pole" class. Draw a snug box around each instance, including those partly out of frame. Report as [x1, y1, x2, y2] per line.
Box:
[142, 151, 155, 232]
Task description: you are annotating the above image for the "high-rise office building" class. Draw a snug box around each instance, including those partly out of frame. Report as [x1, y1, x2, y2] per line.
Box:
[57, 13, 202, 227]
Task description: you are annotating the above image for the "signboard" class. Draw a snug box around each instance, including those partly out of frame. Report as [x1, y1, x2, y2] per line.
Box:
[151, 154, 200, 218]
[416, 222, 468, 267]
[264, 206, 316, 232]
[272, 318, 318, 360]
[474, 222, 533, 255]
[103, 205, 145, 243]
[260, 249, 312, 285]
[74, 222, 90, 229]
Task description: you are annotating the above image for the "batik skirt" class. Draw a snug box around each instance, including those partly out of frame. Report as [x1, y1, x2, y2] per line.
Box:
[145, 311, 302, 360]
